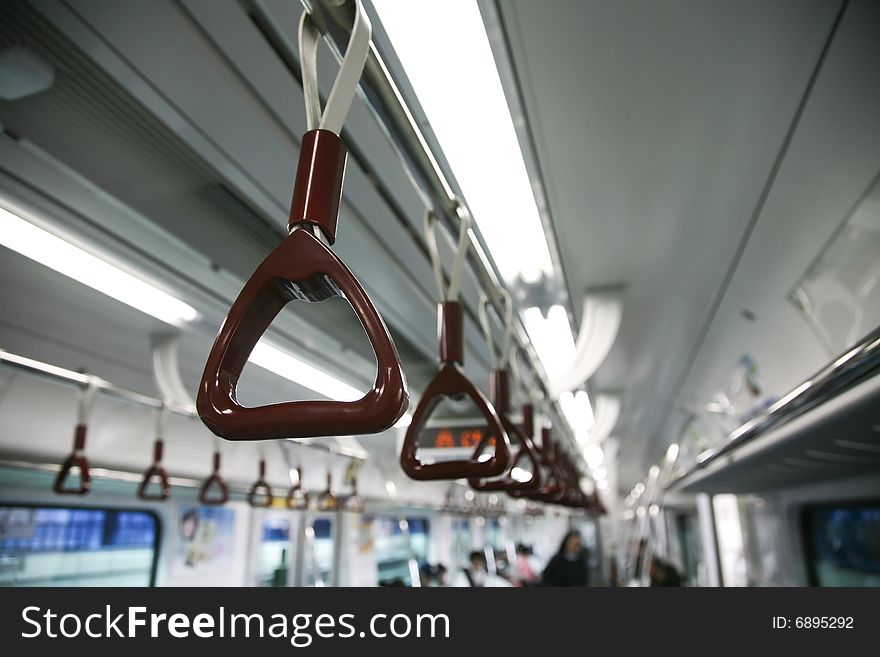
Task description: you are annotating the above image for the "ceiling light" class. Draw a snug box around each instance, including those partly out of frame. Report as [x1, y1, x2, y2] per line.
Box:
[373, 0, 554, 283]
[596, 479, 608, 491]
[590, 394, 620, 444]
[523, 305, 576, 383]
[559, 388, 594, 442]
[551, 292, 622, 397]
[0, 205, 198, 325]
[583, 444, 604, 470]
[592, 467, 607, 481]
[510, 466, 531, 483]
[248, 341, 363, 402]
[664, 442, 680, 466]
[385, 480, 397, 497]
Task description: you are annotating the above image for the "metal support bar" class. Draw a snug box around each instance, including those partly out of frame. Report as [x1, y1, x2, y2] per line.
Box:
[0, 349, 365, 461]
[298, 0, 581, 464]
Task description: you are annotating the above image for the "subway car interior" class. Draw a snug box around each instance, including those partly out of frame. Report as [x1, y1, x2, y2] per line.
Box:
[0, 0, 878, 589]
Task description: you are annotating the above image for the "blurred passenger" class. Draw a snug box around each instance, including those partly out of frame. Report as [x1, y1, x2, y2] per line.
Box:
[514, 543, 539, 585]
[454, 550, 488, 587]
[649, 557, 682, 587]
[435, 563, 448, 587]
[541, 530, 589, 587]
[420, 563, 449, 587]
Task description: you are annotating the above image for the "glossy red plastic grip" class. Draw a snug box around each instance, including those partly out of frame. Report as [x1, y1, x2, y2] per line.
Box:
[54, 423, 90, 495]
[400, 304, 511, 480]
[438, 301, 464, 365]
[288, 130, 347, 243]
[196, 227, 408, 440]
[138, 439, 170, 501]
[521, 404, 534, 440]
[247, 459, 274, 508]
[199, 451, 229, 505]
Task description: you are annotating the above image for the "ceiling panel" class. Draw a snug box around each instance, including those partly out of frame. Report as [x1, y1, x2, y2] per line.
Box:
[499, 0, 844, 486]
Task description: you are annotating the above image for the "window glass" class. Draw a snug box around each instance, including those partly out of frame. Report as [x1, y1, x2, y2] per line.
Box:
[258, 514, 290, 587]
[804, 503, 880, 587]
[305, 517, 334, 586]
[374, 516, 430, 586]
[0, 505, 159, 586]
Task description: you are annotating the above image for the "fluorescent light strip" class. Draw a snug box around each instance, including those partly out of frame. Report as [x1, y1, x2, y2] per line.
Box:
[373, 0, 553, 283]
[0, 206, 197, 325]
[249, 341, 413, 428]
[523, 305, 576, 383]
[249, 341, 363, 402]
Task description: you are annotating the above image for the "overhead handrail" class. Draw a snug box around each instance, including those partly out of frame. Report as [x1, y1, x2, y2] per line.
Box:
[247, 458, 274, 508]
[400, 209, 511, 480]
[54, 378, 98, 495]
[138, 403, 171, 501]
[196, 0, 408, 441]
[286, 466, 310, 510]
[316, 472, 340, 511]
[469, 296, 542, 493]
[198, 450, 229, 505]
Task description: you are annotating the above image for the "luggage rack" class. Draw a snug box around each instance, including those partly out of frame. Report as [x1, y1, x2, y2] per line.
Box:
[667, 326, 880, 493]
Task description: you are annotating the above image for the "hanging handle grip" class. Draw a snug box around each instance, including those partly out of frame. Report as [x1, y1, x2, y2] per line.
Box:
[54, 380, 99, 495]
[400, 302, 511, 481]
[54, 424, 90, 495]
[199, 451, 229, 505]
[247, 459, 275, 508]
[286, 466, 310, 510]
[138, 439, 171, 501]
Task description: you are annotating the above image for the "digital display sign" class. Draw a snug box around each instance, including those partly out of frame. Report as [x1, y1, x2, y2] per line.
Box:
[420, 424, 497, 449]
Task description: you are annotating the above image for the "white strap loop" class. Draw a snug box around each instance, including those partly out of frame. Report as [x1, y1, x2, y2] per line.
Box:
[424, 204, 471, 302]
[478, 289, 514, 369]
[299, 0, 372, 134]
[154, 401, 169, 438]
[76, 377, 100, 426]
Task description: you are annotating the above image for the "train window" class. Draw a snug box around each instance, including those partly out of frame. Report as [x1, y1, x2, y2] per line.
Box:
[305, 517, 334, 586]
[0, 505, 160, 586]
[802, 502, 880, 587]
[374, 517, 430, 586]
[257, 514, 291, 587]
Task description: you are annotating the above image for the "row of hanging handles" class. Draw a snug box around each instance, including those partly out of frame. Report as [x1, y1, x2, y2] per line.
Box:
[181, 1, 597, 511]
[53, 380, 361, 511]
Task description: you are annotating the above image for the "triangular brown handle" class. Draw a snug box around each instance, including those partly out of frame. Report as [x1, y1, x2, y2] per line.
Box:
[316, 473, 339, 511]
[197, 228, 408, 440]
[469, 375, 542, 493]
[247, 459, 274, 508]
[469, 418, 542, 493]
[400, 364, 511, 480]
[138, 439, 170, 501]
[517, 427, 565, 502]
[199, 451, 229, 505]
[286, 467, 310, 510]
[54, 424, 90, 495]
